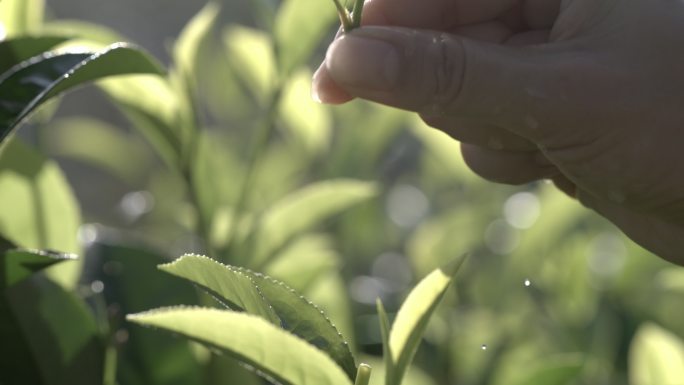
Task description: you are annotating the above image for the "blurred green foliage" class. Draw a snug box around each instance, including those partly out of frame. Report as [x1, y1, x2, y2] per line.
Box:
[1, 0, 684, 384]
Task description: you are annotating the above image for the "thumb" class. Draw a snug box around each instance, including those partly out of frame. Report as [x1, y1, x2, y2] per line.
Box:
[325, 26, 576, 141]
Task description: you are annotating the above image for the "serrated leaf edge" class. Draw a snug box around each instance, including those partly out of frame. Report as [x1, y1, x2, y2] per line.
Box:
[159, 254, 280, 324]
[126, 306, 354, 385]
[161, 254, 357, 374]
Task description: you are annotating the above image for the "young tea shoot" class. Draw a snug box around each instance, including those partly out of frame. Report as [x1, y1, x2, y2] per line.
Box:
[331, 0, 365, 32]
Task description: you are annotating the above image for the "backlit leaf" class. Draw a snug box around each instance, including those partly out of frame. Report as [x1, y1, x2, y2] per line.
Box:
[97, 74, 181, 169]
[223, 26, 276, 104]
[244, 267, 357, 379]
[0, 36, 70, 75]
[274, 0, 337, 74]
[387, 255, 467, 385]
[629, 323, 684, 385]
[0, 139, 81, 288]
[173, 2, 219, 87]
[1, 248, 76, 288]
[279, 69, 332, 156]
[128, 307, 354, 385]
[0, 43, 164, 144]
[0, 0, 44, 37]
[251, 179, 377, 267]
[159, 255, 280, 325]
[158, 254, 357, 379]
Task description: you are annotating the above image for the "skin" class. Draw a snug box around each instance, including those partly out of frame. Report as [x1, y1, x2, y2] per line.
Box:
[313, 0, 684, 265]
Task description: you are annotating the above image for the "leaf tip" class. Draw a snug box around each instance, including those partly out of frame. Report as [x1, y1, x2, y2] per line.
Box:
[441, 253, 469, 277]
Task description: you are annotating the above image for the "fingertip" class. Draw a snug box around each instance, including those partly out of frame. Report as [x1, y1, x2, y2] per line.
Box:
[312, 64, 355, 104]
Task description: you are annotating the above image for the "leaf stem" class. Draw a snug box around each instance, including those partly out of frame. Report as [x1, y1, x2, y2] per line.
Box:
[221, 87, 283, 263]
[351, 0, 365, 29]
[354, 363, 372, 385]
[331, 0, 353, 32]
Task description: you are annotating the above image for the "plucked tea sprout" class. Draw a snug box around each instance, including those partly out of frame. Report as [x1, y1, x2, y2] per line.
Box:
[354, 363, 372, 385]
[331, 0, 365, 32]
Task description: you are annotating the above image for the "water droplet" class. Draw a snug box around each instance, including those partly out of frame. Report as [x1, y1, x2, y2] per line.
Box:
[90, 280, 105, 293]
[481, 344, 488, 350]
[524, 279, 531, 287]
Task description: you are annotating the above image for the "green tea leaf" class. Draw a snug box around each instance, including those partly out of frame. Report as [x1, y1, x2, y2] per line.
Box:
[387, 255, 467, 385]
[98, 74, 182, 169]
[251, 179, 378, 267]
[223, 26, 276, 104]
[42, 20, 126, 46]
[0, 0, 44, 37]
[1, 248, 76, 288]
[279, 69, 332, 156]
[376, 299, 392, 380]
[159, 254, 356, 379]
[355, 364, 373, 385]
[159, 255, 280, 325]
[0, 139, 81, 288]
[0, 43, 164, 144]
[274, 0, 337, 75]
[264, 234, 340, 292]
[174, 2, 219, 87]
[629, 323, 684, 385]
[361, 356, 437, 385]
[1, 273, 104, 385]
[243, 266, 358, 379]
[0, 36, 70, 75]
[656, 268, 684, 293]
[42, 117, 151, 184]
[127, 307, 354, 385]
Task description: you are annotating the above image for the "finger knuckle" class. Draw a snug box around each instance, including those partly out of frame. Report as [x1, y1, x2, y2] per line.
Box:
[428, 33, 466, 113]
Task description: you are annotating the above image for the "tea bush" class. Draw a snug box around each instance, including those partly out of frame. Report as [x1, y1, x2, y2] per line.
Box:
[1, 0, 684, 384]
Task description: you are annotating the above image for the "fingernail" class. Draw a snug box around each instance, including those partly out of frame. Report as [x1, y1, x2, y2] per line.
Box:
[325, 33, 400, 92]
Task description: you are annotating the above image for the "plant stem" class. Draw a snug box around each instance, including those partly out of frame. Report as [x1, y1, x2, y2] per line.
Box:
[331, 0, 353, 32]
[176, 69, 215, 256]
[351, 0, 365, 29]
[221, 87, 283, 263]
[354, 363, 372, 385]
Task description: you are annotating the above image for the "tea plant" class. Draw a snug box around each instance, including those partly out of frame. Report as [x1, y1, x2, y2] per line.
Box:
[330, 0, 364, 32]
[127, 253, 467, 385]
[2, 0, 684, 384]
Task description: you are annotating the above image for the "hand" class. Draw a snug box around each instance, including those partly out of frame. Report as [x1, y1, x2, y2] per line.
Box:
[313, 0, 684, 265]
